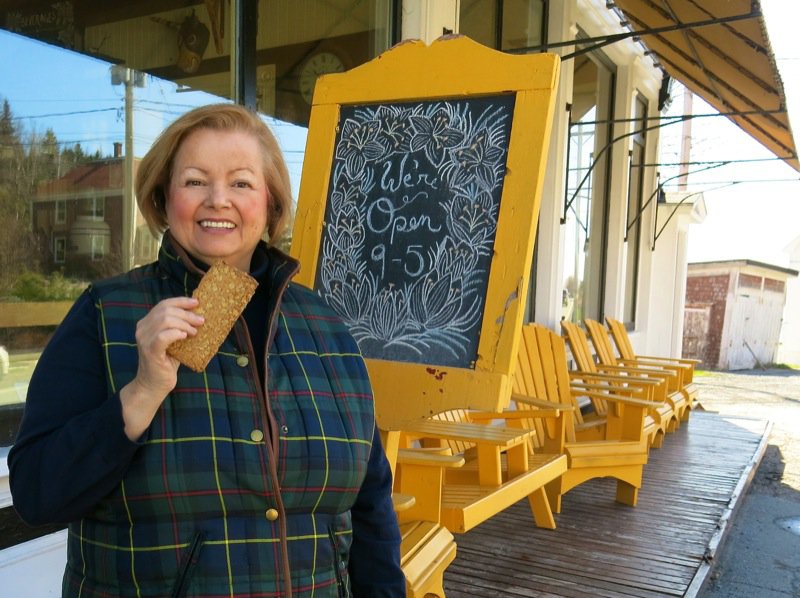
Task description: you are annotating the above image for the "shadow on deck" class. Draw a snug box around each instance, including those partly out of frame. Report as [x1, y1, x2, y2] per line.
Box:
[443, 411, 771, 597]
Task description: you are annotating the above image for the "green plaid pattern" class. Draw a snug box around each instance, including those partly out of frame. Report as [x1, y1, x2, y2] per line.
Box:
[64, 238, 375, 597]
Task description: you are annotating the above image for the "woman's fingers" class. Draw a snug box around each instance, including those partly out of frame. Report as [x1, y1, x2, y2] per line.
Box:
[122, 296, 210, 439]
[136, 298, 204, 350]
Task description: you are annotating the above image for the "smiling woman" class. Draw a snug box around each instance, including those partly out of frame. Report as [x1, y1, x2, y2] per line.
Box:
[8, 103, 405, 597]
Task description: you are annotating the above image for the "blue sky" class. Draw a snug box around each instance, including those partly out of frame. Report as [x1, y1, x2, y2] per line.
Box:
[0, 30, 308, 197]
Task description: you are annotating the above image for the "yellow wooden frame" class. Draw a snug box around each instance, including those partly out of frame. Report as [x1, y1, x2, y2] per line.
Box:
[291, 36, 560, 429]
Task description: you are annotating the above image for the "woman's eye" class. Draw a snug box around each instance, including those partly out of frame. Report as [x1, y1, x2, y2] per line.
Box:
[233, 181, 252, 189]
[186, 179, 204, 186]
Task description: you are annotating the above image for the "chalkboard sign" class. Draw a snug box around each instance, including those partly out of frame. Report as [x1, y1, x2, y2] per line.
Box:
[314, 95, 516, 368]
[292, 37, 560, 427]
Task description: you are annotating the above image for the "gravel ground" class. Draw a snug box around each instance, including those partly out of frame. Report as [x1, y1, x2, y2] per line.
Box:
[694, 368, 800, 597]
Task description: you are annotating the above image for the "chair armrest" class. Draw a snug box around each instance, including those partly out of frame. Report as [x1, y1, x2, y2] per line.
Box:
[392, 493, 416, 512]
[597, 363, 677, 378]
[396, 448, 465, 468]
[636, 355, 700, 366]
[468, 409, 566, 422]
[617, 358, 683, 375]
[576, 390, 656, 409]
[570, 381, 636, 393]
[511, 393, 574, 412]
[626, 357, 692, 370]
[569, 370, 661, 386]
[401, 419, 533, 448]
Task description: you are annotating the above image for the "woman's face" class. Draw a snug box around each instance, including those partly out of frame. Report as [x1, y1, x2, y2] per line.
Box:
[166, 128, 268, 271]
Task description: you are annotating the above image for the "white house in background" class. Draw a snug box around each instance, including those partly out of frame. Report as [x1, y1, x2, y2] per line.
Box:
[778, 235, 800, 365]
[684, 260, 798, 370]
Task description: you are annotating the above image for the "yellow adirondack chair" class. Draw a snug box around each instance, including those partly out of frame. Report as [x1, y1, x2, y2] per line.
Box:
[398, 410, 568, 533]
[515, 323, 661, 446]
[391, 450, 463, 598]
[583, 319, 689, 426]
[513, 324, 651, 511]
[605, 316, 701, 416]
[560, 320, 675, 447]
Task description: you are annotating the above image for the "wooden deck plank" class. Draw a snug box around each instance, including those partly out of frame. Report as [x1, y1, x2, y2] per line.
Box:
[443, 412, 769, 597]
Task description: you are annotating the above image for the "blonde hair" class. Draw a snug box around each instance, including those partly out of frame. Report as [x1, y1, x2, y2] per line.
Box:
[135, 103, 293, 244]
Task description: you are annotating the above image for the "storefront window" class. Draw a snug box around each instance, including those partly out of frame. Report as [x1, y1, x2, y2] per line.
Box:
[623, 95, 648, 325]
[564, 50, 615, 323]
[459, 0, 545, 51]
[0, 0, 396, 451]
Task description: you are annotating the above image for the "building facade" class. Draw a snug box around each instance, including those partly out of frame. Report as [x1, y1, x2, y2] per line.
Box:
[1, 0, 795, 587]
[684, 260, 798, 370]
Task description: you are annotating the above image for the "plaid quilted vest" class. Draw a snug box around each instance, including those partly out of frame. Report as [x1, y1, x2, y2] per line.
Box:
[63, 236, 376, 597]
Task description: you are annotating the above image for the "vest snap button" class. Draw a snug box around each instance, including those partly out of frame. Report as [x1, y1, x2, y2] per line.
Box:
[265, 508, 279, 521]
[250, 429, 264, 442]
[236, 355, 249, 367]
[280, 425, 289, 434]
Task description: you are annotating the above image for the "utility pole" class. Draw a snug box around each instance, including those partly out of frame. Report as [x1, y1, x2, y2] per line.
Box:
[123, 69, 135, 271]
[112, 65, 144, 271]
[678, 88, 693, 191]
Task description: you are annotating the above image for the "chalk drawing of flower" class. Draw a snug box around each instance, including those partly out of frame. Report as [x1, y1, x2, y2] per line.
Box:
[445, 129, 505, 191]
[408, 273, 463, 330]
[430, 238, 480, 282]
[326, 274, 374, 325]
[336, 118, 386, 177]
[371, 105, 414, 155]
[328, 201, 365, 253]
[444, 195, 498, 252]
[369, 287, 409, 341]
[409, 106, 464, 167]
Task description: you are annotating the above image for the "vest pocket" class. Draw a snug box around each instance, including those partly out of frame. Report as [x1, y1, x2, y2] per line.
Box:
[328, 526, 350, 598]
[171, 530, 206, 598]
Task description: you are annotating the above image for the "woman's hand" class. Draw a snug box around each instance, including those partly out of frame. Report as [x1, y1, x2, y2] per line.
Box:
[119, 297, 204, 440]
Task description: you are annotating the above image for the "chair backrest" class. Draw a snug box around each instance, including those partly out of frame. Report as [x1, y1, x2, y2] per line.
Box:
[584, 319, 619, 366]
[606, 317, 637, 361]
[515, 324, 587, 443]
[559, 320, 615, 417]
[560, 320, 598, 374]
[513, 326, 555, 447]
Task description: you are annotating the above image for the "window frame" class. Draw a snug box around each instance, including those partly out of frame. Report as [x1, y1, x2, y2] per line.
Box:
[54, 199, 66, 224]
[53, 235, 66, 263]
[623, 94, 648, 326]
[563, 41, 617, 324]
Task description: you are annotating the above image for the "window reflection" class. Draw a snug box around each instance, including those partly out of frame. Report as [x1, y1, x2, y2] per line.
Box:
[0, 0, 394, 447]
[564, 52, 615, 323]
[624, 96, 648, 325]
[0, 31, 218, 443]
[0, 2, 393, 564]
[459, 0, 546, 51]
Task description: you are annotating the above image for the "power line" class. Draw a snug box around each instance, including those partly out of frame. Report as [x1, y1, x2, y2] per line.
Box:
[662, 177, 800, 187]
[9, 107, 119, 120]
[642, 156, 794, 168]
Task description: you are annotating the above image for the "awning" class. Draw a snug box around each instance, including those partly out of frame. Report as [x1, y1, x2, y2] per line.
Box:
[612, 0, 799, 171]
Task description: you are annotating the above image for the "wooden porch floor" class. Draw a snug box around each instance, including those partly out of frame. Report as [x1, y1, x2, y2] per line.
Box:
[442, 411, 771, 597]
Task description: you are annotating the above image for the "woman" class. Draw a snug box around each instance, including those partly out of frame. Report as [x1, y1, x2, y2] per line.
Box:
[9, 104, 404, 597]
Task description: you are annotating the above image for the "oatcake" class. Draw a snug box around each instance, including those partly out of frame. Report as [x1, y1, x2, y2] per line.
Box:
[167, 261, 258, 372]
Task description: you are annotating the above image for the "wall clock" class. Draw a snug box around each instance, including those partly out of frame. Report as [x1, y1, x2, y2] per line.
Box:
[298, 51, 345, 104]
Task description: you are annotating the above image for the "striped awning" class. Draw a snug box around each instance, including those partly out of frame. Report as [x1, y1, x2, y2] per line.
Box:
[612, 0, 799, 171]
